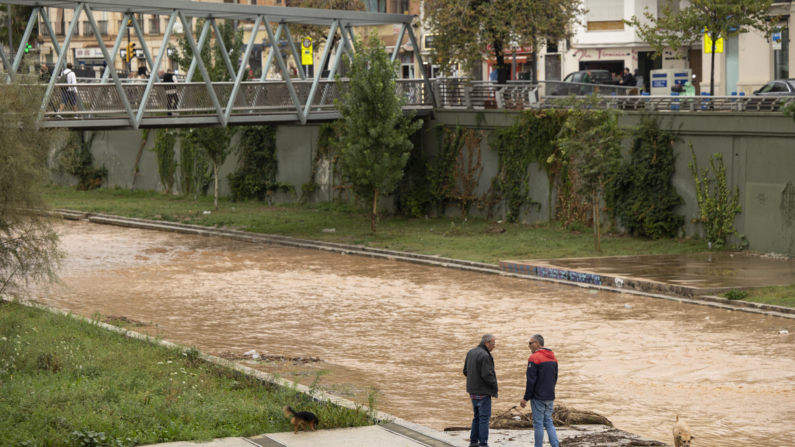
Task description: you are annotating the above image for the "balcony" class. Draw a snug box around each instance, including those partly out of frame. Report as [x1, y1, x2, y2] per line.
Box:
[388, 0, 409, 14]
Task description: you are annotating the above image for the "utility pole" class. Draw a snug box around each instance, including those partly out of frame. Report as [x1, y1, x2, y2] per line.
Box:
[127, 24, 131, 73]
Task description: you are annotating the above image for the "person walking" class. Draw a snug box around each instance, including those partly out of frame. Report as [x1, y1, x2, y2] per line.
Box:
[520, 334, 559, 447]
[57, 63, 79, 117]
[464, 334, 498, 447]
[163, 68, 179, 115]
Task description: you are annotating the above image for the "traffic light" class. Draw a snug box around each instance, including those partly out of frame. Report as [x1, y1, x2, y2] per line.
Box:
[24, 43, 32, 53]
[126, 42, 136, 62]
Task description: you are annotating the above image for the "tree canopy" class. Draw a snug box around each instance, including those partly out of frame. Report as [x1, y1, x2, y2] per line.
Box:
[334, 33, 423, 232]
[423, 0, 583, 82]
[626, 0, 778, 95]
[1, 69, 65, 297]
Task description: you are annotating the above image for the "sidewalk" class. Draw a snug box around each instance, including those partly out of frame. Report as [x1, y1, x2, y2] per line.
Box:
[141, 421, 669, 447]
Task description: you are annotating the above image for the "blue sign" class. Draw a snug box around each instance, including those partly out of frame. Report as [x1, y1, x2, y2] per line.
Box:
[773, 31, 782, 42]
[652, 80, 667, 88]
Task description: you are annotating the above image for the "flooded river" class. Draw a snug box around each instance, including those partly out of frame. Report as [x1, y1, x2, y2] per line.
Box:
[43, 221, 795, 447]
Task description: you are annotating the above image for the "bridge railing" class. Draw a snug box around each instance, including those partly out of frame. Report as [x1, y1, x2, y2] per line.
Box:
[41, 78, 431, 119]
[538, 95, 795, 113]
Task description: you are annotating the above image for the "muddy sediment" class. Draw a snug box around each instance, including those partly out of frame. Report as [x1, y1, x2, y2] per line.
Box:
[43, 220, 795, 447]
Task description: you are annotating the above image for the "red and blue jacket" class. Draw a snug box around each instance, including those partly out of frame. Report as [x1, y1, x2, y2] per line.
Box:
[523, 348, 558, 401]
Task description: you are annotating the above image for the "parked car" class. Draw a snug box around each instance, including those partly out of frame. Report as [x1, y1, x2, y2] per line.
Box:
[753, 80, 795, 96]
[549, 70, 621, 96]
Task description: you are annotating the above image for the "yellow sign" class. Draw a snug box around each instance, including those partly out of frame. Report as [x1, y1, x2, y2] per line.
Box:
[301, 37, 313, 66]
[704, 33, 723, 53]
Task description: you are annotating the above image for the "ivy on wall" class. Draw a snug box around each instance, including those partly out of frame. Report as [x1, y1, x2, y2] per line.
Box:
[52, 131, 107, 191]
[689, 146, 742, 247]
[178, 129, 213, 198]
[228, 125, 294, 203]
[612, 115, 684, 239]
[483, 110, 567, 222]
[152, 129, 178, 194]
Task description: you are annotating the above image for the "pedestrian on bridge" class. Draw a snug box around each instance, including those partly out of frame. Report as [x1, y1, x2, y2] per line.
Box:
[519, 334, 559, 447]
[464, 334, 498, 447]
[57, 63, 78, 117]
[163, 68, 178, 115]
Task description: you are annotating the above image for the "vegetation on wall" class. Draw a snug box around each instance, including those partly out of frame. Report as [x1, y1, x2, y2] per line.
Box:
[301, 123, 343, 203]
[178, 130, 213, 199]
[612, 115, 684, 239]
[228, 125, 294, 203]
[555, 96, 625, 251]
[395, 133, 433, 218]
[52, 131, 107, 191]
[483, 110, 567, 222]
[689, 146, 742, 248]
[152, 129, 178, 195]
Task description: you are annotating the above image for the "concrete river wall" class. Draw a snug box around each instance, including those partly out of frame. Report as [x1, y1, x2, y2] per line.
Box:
[64, 110, 795, 255]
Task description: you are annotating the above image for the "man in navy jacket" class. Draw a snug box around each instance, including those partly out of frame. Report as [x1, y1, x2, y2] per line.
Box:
[519, 334, 559, 447]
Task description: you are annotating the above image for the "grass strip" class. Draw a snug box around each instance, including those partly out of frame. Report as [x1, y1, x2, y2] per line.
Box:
[0, 300, 374, 447]
[42, 185, 716, 264]
[723, 286, 795, 309]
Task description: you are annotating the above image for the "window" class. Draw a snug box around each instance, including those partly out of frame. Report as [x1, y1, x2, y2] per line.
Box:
[586, 0, 624, 22]
[150, 16, 161, 35]
[99, 20, 108, 35]
[773, 82, 790, 92]
[775, 28, 789, 80]
[388, 0, 409, 14]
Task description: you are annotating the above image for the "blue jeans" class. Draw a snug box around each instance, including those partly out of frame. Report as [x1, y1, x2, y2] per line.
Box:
[531, 399, 559, 447]
[469, 396, 491, 447]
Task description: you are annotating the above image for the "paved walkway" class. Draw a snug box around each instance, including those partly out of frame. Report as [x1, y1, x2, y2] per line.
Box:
[141, 422, 668, 447]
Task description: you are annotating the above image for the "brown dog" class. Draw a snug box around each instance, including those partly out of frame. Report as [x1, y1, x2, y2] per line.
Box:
[282, 406, 319, 434]
[673, 415, 694, 447]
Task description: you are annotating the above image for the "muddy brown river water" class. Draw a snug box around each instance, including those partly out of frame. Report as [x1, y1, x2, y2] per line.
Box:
[42, 221, 795, 447]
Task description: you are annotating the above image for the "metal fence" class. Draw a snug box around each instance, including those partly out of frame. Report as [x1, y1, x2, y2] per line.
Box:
[538, 95, 795, 113]
[40, 78, 430, 119]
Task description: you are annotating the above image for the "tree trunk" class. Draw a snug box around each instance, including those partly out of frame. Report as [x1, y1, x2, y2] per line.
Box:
[494, 39, 508, 84]
[531, 33, 538, 83]
[213, 163, 219, 211]
[596, 193, 601, 252]
[371, 190, 378, 233]
[709, 33, 716, 96]
[593, 191, 598, 251]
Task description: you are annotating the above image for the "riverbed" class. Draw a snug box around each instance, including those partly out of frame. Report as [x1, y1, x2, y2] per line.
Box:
[41, 220, 795, 447]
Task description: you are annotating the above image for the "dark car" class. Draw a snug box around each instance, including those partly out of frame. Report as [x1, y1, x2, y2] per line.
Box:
[753, 80, 795, 96]
[550, 70, 621, 96]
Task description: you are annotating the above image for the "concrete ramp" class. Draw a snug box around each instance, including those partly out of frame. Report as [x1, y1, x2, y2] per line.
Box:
[245, 424, 463, 447]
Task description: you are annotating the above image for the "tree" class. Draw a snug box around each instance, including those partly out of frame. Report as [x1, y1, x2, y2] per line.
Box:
[334, 33, 423, 232]
[192, 127, 235, 211]
[626, 0, 777, 96]
[423, 0, 583, 83]
[172, 19, 242, 208]
[555, 96, 624, 251]
[1, 69, 65, 297]
[0, 5, 37, 63]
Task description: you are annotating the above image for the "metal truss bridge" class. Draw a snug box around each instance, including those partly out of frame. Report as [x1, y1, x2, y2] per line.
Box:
[1, 0, 435, 129]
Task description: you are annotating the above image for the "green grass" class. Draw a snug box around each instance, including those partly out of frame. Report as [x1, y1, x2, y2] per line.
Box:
[723, 285, 795, 308]
[0, 301, 375, 447]
[42, 184, 717, 264]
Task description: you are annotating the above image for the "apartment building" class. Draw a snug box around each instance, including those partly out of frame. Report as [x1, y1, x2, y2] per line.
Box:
[542, 0, 793, 95]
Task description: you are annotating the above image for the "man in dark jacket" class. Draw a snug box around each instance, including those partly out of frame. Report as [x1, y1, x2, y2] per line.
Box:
[519, 334, 559, 447]
[463, 334, 498, 447]
[619, 67, 636, 86]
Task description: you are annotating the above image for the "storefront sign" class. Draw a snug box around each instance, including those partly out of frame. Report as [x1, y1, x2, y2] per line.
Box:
[573, 49, 635, 61]
[704, 30, 724, 53]
[74, 48, 104, 58]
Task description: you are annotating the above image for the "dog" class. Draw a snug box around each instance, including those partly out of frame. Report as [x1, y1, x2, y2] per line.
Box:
[283, 406, 319, 434]
[673, 415, 694, 447]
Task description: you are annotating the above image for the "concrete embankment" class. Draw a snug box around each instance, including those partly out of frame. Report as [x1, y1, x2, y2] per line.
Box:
[57, 209, 795, 320]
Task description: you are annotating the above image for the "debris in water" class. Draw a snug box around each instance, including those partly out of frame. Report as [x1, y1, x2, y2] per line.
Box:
[322, 228, 336, 233]
[624, 304, 633, 309]
[780, 330, 789, 335]
[105, 315, 149, 327]
[705, 317, 710, 320]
